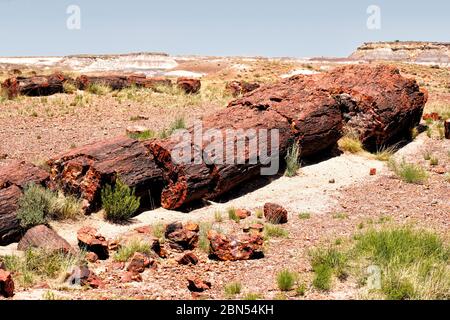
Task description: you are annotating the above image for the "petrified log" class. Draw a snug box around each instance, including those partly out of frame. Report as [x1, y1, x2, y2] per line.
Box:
[0, 162, 49, 245]
[312, 64, 428, 149]
[76, 75, 172, 91]
[263, 203, 288, 224]
[17, 225, 73, 254]
[77, 227, 109, 260]
[1, 73, 69, 98]
[177, 78, 201, 94]
[47, 136, 164, 212]
[75, 75, 130, 91]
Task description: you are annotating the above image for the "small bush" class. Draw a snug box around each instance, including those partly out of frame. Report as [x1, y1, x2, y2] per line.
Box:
[198, 222, 212, 254]
[86, 83, 111, 95]
[224, 282, 242, 296]
[296, 283, 307, 296]
[264, 224, 288, 239]
[255, 209, 263, 219]
[17, 184, 52, 228]
[430, 156, 439, 166]
[338, 134, 363, 154]
[411, 127, 419, 140]
[101, 179, 140, 223]
[388, 159, 428, 184]
[63, 82, 77, 94]
[310, 247, 348, 291]
[228, 207, 240, 223]
[374, 145, 397, 162]
[152, 222, 165, 239]
[214, 211, 223, 223]
[243, 293, 263, 300]
[127, 130, 156, 140]
[277, 269, 297, 291]
[114, 239, 151, 262]
[285, 143, 300, 177]
[298, 212, 311, 220]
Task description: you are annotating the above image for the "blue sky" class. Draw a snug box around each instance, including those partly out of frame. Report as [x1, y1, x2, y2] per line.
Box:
[0, 0, 449, 57]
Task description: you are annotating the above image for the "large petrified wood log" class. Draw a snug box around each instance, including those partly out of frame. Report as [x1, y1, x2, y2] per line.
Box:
[0, 162, 49, 245]
[312, 64, 428, 149]
[17, 225, 73, 254]
[47, 136, 164, 212]
[1, 73, 69, 98]
[76, 75, 172, 91]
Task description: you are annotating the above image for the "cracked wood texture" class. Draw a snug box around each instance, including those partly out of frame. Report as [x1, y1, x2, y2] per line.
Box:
[0, 162, 49, 245]
[47, 136, 164, 213]
[1, 73, 69, 98]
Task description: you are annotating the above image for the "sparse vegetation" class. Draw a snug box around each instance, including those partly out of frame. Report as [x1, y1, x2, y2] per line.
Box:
[86, 83, 111, 95]
[296, 283, 307, 296]
[243, 293, 263, 300]
[17, 183, 82, 228]
[332, 212, 348, 219]
[63, 82, 77, 94]
[264, 224, 288, 239]
[298, 212, 311, 220]
[0, 249, 84, 288]
[228, 207, 240, 223]
[152, 222, 165, 239]
[101, 178, 141, 223]
[127, 129, 156, 140]
[255, 209, 263, 219]
[374, 145, 397, 161]
[276, 269, 297, 291]
[338, 131, 363, 153]
[159, 116, 187, 139]
[285, 143, 300, 177]
[198, 222, 212, 254]
[113, 239, 151, 262]
[388, 159, 428, 184]
[411, 127, 419, 140]
[430, 156, 439, 166]
[214, 210, 223, 223]
[310, 247, 348, 291]
[224, 282, 242, 296]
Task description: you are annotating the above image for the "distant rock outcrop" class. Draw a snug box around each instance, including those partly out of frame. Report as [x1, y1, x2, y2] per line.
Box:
[350, 41, 450, 64]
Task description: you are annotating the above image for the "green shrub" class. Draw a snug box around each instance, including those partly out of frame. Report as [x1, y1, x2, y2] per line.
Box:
[114, 239, 151, 262]
[224, 282, 242, 296]
[63, 82, 77, 94]
[310, 247, 348, 291]
[101, 179, 140, 223]
[228, 207, 240, 223]
[285, 143, 300, 177]
[298, 212, 311, 219]
[276, 269, 297, 291]
[312, 264, 333, 291]
[388, 159, 428, 184]
[127, 129, 156, 140]
[198, 222, 212, 254]
[152, 222, 165, 239]
[264, 224, 288, 239]
[255, 209, 263, 219]
[296, 283, 307, 296]
[86, 83, 111, 95]
[17, 184, 52, 228]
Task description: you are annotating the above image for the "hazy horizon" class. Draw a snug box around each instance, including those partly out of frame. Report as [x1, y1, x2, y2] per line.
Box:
[0, 0, 449, 58]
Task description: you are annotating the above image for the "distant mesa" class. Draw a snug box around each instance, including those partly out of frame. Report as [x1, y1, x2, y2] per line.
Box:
[349, 41, 450, 64]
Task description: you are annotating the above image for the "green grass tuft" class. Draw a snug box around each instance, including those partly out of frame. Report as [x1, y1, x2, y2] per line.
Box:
[285, 143, 301, 177]
[101, 178, 140, 223]
[388, 159, 428, 184]
[113, 239, 151, 262]
[276, 269, 297, 291]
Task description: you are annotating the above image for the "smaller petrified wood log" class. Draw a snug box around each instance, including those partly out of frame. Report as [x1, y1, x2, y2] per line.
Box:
[1, 73, 69, 98]
[47, 136, 163, 212]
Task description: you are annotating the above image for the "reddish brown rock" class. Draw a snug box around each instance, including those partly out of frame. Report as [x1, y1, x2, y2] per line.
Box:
[177, 252, 199, 265]
[135, 225, 152, 234]
[107, 240, 120, 251]
[370, 168, 377, 176]
[47, 136, 163, 212]
[207, 230, 264, 261]
[0, 269, 14, 298]
[177, 78, 201, 94]
[17, 225, 73, 254]
[165, 222, 199, 251]
[1, 73, 69, 98]
[187, 277, 211, 292]
[0, 161, 49, 246]
[67, 266, 103, 289]
[86, 252, 98, 263]
[236, 209, 251, 220]
[77, 227, 109, 260]
[243, 223, 264, 233]
[121, 271, 142, 283]
[264, 203, 288, 224]
[423, 113, 441, 121]
[226, 81, 260, 97]
[184, 221, 200, 232]
[127, 252, 154, 273]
